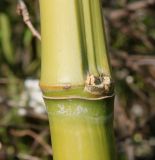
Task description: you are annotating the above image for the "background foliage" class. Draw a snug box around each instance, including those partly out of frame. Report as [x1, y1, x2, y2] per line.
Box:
[0, 0, 155, 159]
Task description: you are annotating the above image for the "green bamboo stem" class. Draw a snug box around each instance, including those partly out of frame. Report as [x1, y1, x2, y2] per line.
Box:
[40, 0, 84, 86]
[39, 0, 116, 159]
[81, 0, 98, 75]
[46, 98, 115, 160]
[90, 0, 111, 75]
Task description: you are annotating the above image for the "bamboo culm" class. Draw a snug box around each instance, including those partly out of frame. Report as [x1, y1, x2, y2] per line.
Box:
[39, 0, 116, 159]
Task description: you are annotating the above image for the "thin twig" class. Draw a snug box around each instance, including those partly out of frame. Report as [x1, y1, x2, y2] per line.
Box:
[17, 0, 41, 40]
[11, 129, 52, 156]
[17, 154, 41, 160]
[108, 0, 155, 20]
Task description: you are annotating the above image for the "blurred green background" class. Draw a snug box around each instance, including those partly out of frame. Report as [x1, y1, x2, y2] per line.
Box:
[0, 0, 155, 159]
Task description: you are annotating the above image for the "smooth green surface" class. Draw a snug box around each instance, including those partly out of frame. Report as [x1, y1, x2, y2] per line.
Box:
[90, 0, 111, 74]
[46, 98, 116, 160]
[40, 0, 84, 86]
[40, 0, 111, 87]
